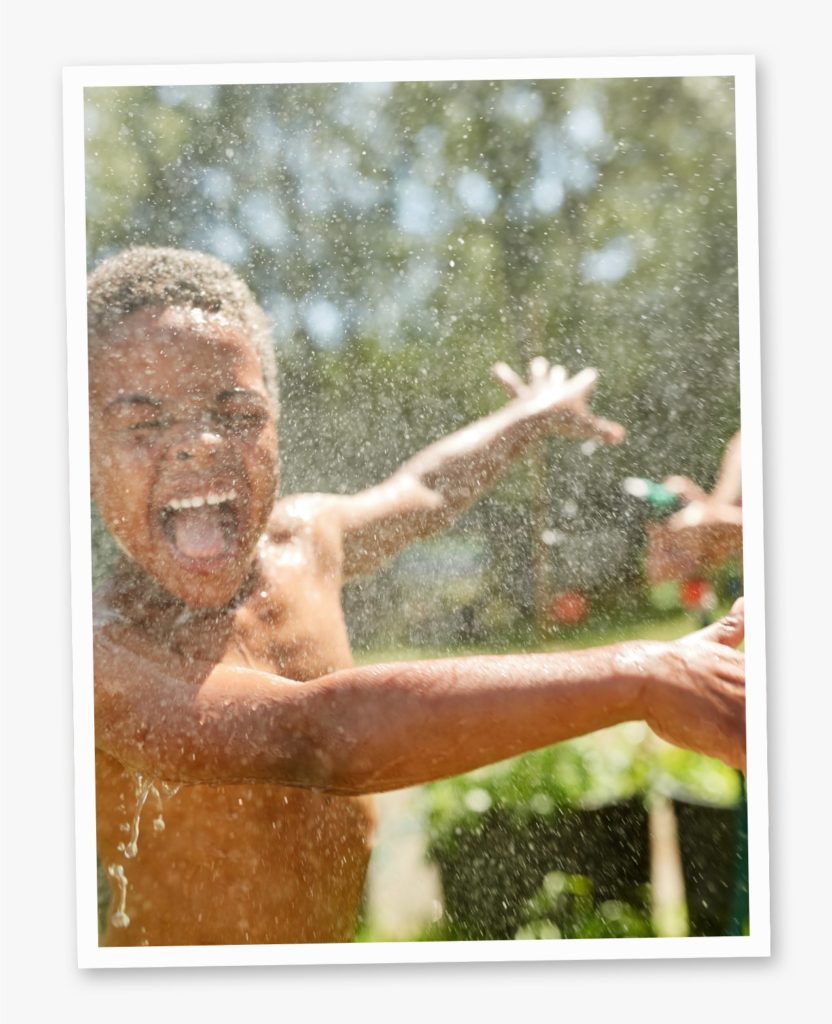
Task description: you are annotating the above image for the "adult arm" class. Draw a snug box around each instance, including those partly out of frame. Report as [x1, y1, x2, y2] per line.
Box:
[710, 430, 743, 507]
[94, 601, 745, 792]
[336, 359, 625, 578]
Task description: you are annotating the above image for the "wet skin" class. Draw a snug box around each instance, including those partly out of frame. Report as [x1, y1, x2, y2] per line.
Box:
[93, 502, 377, 945]
[91, 309, 374, 944]
[90, 310, 746, 946]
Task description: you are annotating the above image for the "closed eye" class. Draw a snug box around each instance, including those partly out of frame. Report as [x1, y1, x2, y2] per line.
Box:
[217, 408, 268, 431]
[130, 418, 170, 431]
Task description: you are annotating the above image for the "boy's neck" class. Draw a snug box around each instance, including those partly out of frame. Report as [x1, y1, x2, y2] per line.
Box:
[108, 554, 259, 625]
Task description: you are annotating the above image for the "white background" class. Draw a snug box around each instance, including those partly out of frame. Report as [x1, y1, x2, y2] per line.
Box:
[2, 1, 829, 1021]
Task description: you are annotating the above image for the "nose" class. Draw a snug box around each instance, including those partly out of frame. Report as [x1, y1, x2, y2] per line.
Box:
[174, 425, 223, 462]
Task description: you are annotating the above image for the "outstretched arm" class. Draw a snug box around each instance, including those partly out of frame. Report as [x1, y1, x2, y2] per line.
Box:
[94, 601, 745, 793]
[336, 359, 625, 578]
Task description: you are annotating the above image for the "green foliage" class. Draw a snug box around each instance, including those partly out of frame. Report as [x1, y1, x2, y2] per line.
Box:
[654, 746, 741, 806]
[426, 722, 738, 840]
[516, 872, 654, 940]
[428, 729, 648, 840]
[424, 722, 740, 940]
[86, 77, 741, 637]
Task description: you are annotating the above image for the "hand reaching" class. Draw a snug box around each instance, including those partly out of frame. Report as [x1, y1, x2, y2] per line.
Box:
[636, 598, 746, 772]
[491, 357, 626, 444]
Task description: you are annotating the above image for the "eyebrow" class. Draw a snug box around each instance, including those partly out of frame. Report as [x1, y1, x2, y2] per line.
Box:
[104, 389, 266, 412]
[106, 394, 163, 410]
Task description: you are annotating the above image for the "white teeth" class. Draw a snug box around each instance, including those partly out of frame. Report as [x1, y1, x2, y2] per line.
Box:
[165, 489, 237, 511]
[207, 489, 237, 505]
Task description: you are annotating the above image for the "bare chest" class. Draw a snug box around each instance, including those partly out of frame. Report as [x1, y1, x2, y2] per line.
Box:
[95, 752, 376, 945]
[95, 517, 375, 944]
[156, 529, 354, 680]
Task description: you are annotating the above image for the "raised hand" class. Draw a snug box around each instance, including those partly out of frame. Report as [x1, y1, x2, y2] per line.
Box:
[646, 503, 743, 585]
[491, 356, 626, 444]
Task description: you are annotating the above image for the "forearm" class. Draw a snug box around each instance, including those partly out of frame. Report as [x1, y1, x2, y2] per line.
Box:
[395, 397, 549, 520]
[340, 364, 623, 577]
[95, 642, 643, 792]
[339, 398, 553, 576]
[305, 648, 641, 794]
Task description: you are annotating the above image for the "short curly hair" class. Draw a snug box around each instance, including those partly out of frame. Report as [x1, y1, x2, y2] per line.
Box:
[87, 247, 278, 411]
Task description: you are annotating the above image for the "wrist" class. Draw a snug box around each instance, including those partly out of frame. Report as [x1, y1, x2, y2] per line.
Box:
[611, 641, 666, 723]
[504, 396, 552, 445]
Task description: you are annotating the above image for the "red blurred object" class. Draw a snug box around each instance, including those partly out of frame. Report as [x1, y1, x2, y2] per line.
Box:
[680, 578, 709, 609]
[549, 590, 589, 626]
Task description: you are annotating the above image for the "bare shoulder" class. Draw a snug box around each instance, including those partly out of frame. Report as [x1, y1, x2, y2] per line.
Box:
[91, 574, 207, 682]
[91, 591, 167, 679]
[268, 492, 347, 551]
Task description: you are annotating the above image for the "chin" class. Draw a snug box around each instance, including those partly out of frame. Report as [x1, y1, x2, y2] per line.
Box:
[156, 557, 253, 611]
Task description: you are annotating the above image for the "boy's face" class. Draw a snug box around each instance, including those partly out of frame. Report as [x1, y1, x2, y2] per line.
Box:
[89, 306, 279, 609]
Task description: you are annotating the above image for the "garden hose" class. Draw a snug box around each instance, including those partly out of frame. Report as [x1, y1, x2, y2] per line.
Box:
[727, 777, 749, 935]
[622, 477, 683, 518]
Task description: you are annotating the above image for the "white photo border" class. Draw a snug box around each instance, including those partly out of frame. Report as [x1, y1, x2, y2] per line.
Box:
[63, 54, 768, 968]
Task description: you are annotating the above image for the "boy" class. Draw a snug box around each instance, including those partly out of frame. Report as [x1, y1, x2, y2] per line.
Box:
[88, 247, 746, 946]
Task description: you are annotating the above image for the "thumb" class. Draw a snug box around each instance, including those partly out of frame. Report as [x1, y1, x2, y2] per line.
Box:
[683, 596, 745, 649]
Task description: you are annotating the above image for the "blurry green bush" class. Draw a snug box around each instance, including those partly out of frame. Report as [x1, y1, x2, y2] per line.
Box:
[425, 726, 742, 940]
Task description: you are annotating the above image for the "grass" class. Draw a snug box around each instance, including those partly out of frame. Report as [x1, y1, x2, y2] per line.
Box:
[353, 604, 731, 666]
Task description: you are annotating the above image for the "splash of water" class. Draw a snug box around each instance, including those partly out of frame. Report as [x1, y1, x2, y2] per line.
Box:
[118, 774, 152, 859]
[108, 774, 182, 930]
[118, 774, 182, 857]
[107, 863, 130, 928]
[152, 780, 182, 833]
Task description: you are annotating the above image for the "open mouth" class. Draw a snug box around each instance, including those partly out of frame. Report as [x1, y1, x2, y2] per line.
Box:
[158, 488, 241, 563]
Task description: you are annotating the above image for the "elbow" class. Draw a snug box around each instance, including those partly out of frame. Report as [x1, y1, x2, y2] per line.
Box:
[294, 764, 381, 797]
[289, 727, 382, 796]
[288, 681, 394, 796]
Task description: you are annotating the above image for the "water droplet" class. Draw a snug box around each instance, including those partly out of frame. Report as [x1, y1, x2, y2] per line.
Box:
[107, 863, 130, 928]
[121, 774, 153, 858]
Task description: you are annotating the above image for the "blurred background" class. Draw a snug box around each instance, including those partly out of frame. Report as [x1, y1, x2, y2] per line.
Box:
[86, 77, 740, 637]
[86, 75, 745, 941]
